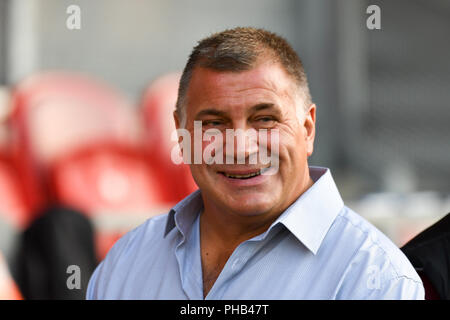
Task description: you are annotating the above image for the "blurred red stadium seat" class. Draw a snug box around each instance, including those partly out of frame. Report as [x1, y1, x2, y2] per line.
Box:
[8, 71, 143, 217]
[8, 71, 171, 259]
[49, 144, 164, 214]
[0, 87, 32, 230]
[48, 143, 170, 259]
[7, 71, 199, 259]
[140, 72, 197, 203]
[0, 152, 31, 268]
[0, 153, 30, 229]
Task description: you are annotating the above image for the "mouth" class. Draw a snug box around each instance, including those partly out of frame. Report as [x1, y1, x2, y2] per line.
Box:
[217, 167, 270, 180]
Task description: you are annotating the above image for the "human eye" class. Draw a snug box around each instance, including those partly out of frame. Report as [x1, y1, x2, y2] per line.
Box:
[202, 119, 225, 127]
[257, 116, 275, 122]
[253, 116, 277, 127]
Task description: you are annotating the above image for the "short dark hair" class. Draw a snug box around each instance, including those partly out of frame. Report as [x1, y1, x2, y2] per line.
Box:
[176, 27, 312, 121]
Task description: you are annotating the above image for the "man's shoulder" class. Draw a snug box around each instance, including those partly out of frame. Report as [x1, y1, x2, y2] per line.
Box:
[86, 212, 171, 299]
[333, 207, 420, 280]
[105, 212, 170, 261]
[326, 206, 424, 298]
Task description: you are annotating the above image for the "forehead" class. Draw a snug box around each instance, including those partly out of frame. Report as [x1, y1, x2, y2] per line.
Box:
[185, 61, 298, 114]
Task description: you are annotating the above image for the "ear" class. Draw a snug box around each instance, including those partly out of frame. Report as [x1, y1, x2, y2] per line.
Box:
[304, 104, 316, 157]
[173, 110, 184, 159]
[173, 110, 181, 130]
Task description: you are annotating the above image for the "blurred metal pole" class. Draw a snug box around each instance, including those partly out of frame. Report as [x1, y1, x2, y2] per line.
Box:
[300, 0, 341, 168]
[0, 0, 8, 85]
[6, 0, 39, 84]
[336, 0, 370, 171]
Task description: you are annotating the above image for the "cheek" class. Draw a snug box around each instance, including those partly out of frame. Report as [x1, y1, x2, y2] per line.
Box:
[188, 164, 211, 190]
[278, 131, 309, 167]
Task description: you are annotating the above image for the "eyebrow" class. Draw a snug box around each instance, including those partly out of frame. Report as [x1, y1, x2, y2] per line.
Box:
[194, 103, 279, 119]
[249, 103, 277, 113]
[195, 109, 228, 119]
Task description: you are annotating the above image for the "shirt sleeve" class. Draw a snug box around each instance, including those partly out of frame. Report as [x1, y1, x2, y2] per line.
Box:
[86, 262, 104, 300]
[84, 222, 144, 300]
[335, 256, 426, 300]
[363, 276, 425, 300]
[334, 240, 425, 300]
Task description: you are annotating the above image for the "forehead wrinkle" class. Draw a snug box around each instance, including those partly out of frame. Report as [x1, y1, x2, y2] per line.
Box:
[186, 63, 302, 121]
[230, 70, 299, 108]
[205, 62, 290, 96]
[194, 87, 297, 122]
[208, 91, 279, 115]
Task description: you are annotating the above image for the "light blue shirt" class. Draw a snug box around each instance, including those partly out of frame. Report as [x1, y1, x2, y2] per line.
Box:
[86, 167, 424, 299]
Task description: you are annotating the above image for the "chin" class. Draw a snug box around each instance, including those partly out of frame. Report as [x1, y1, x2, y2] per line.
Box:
[225, 194, 276, 216]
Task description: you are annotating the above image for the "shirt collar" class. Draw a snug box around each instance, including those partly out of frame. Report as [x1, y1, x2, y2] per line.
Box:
[274, 166, 344, 254]
[164, 166, 344, 254]
[164, 189, 203, 239]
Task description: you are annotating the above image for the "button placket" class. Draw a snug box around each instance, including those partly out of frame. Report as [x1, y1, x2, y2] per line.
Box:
[207, 237, 268, 299]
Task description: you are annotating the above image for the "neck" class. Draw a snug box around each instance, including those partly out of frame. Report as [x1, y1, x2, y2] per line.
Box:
[200, 205, 275, 250]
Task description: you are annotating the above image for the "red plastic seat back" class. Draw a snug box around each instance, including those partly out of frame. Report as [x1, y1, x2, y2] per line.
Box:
[0, 153, 30, 229]
[49, 143, 170, 259]
[140, 73, 197, 203]
[9, 72, 142, 214]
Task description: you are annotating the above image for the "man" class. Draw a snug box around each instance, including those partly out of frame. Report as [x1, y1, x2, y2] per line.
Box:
[87, 27, 424, 299]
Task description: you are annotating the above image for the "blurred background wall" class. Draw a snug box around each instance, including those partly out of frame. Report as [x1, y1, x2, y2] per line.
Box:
[0, 0, 449, 298]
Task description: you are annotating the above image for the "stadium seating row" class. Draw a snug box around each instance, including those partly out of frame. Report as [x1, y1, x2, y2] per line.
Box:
[0, 71, 198, 299]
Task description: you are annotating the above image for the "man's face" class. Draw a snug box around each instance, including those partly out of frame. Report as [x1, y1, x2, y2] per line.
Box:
[175, 60, 316, 218]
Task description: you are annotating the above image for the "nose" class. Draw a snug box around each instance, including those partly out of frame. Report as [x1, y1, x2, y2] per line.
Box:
[225, 124, 259, 165]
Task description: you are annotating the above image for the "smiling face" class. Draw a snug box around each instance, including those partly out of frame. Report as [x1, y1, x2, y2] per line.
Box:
[175, 60, 316, 219]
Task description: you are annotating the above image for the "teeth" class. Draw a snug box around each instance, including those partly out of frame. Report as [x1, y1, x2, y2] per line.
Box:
[224, 171, 261, 179]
